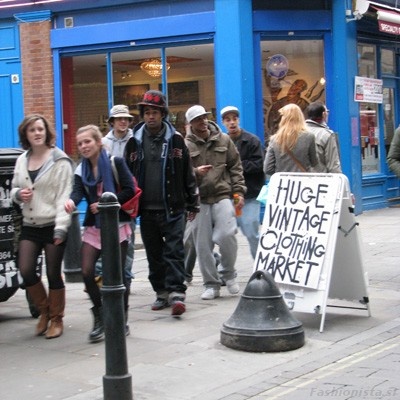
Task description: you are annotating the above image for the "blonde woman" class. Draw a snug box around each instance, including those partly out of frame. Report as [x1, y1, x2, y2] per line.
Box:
[264, 103, 318, 175]
[65, 124, 134, 342]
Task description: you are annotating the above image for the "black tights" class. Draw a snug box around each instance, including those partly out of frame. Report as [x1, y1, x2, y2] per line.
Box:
[18, 239, 65, 290]
[81, 241, 129, 309]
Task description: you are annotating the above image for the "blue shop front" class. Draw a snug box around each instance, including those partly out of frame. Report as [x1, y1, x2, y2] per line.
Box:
[0, 0, 399, 214]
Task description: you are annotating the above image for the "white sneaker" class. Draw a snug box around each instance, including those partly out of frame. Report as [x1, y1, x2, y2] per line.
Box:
[226, 279, 240, 295]
[201, 287, 220, 300]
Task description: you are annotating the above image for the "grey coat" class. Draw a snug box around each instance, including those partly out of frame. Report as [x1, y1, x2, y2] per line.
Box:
[264, 131, 318, 175]
[305, 120, 342, 173]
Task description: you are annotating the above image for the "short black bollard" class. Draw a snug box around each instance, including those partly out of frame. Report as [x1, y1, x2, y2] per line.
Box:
[99, 192, 133, 400]
[63, 211, 82, 283]
[220, 270, 304, 352]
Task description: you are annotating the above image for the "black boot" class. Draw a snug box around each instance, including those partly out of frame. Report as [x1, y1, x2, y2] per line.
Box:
[125, 307, 130, 337]
[89, 306, 104, 343]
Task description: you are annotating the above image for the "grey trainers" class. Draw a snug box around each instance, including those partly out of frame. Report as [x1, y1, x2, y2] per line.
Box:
[151, 298, 169, 310]
[201, 287, 220, 300]
[226, 279, 240, 295]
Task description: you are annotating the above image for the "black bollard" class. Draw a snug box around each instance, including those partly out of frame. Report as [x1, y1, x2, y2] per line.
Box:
[220, 270, 305, 352]
[99, 192, 133, 400]
[63, 211, 82, 283]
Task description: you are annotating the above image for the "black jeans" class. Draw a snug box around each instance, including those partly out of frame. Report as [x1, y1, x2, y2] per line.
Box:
[140, 210, 186, 298]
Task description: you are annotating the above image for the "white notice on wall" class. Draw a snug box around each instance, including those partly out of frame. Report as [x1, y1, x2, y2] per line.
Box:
[254, 173, 341, 289]
[354, 76, 383, 104]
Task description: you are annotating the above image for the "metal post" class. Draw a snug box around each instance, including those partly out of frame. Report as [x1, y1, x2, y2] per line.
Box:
[63, 211, 82, 283]
[99, 192, 133, 400]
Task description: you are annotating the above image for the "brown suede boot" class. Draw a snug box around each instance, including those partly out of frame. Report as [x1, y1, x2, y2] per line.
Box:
[46, 288, 65, 339]
[26, 281, 49, 336]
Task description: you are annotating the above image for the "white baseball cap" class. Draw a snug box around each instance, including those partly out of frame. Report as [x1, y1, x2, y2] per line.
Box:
[185, 105, 211, 123]
[220, 106, 239, 119]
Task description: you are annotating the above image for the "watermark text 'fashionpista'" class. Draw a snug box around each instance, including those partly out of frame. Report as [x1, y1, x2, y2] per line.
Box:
[310, 387, 399, 398]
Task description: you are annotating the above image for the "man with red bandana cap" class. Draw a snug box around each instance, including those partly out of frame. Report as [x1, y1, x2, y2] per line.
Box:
[124, 90, 199, 317]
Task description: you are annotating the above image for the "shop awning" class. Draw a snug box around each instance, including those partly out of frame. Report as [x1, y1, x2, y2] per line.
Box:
[368, 1, 400, 35]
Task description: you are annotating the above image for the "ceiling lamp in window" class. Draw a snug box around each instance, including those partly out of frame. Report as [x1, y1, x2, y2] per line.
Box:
[140, 58, 170, 78]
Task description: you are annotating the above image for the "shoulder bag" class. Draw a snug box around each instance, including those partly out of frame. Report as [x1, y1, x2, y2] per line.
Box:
[286, 148, 307, 172]
[110, 156, 142, 218]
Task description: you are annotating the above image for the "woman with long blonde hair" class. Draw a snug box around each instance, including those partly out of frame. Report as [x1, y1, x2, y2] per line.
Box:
[264, 103, 318, 175]
[65, 124, 135, 342]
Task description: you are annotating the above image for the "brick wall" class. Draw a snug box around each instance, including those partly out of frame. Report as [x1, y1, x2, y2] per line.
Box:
[19, 20, 55, 126]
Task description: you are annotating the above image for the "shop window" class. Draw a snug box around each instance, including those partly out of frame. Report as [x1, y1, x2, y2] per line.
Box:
[260, 39, 325, 145]
[165, 44, 215, 135]
[112, 48, 164, 128]
[383, 87, 395, 157]
[61, 54, 108, 161]
[381, 48, 395, 75]
[111, 44, 215, 135]
[357, 44, 384, 174]
[358, 44, 376, 78]
[61, 44, 215, 156]
[359, 103, 380, 174]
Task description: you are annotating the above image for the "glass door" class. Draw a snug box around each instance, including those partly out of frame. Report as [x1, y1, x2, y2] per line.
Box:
[260, 39, 325, 147]
[383, 86, 396, 160]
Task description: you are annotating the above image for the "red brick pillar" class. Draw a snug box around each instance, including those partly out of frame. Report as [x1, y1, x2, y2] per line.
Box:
[19, 20, 55, 126]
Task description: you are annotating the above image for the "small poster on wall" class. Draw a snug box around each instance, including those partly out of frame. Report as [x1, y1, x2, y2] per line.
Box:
[354, 76, 383, 103]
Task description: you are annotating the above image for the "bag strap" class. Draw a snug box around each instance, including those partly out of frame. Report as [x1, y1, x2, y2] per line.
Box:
[285, 148, 307, 172]
[110, 156, 120, 186]
[111, 155, 139, 195]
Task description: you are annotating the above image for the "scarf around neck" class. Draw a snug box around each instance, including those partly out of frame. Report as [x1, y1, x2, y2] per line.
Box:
[81, 149, 116, 227]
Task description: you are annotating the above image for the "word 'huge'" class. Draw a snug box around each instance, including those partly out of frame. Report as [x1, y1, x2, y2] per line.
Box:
[255, 177, 337, 289]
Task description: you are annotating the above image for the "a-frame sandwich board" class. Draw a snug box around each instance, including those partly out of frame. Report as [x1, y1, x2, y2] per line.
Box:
[254, 172, 370, 332]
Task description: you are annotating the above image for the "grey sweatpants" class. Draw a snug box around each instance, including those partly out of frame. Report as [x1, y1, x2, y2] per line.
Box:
[190, 198, 238, 288]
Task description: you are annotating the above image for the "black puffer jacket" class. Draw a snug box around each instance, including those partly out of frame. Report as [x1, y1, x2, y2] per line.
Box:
[233, 129, 265, 199]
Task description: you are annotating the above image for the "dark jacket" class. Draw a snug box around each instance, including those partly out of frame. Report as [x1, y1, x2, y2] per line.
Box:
[233, 129, 265, 199]
[387, 126, 400, 178]
[70, 155, 134, 227]
[124, 119, 200, 216]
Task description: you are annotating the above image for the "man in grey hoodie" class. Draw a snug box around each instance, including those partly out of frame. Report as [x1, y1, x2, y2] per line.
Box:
[101, 104, 135, 293]
[102, 104, 133, 157]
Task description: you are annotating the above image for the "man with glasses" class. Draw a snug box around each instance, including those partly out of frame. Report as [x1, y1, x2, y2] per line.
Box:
[305, 101, 342, 173]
